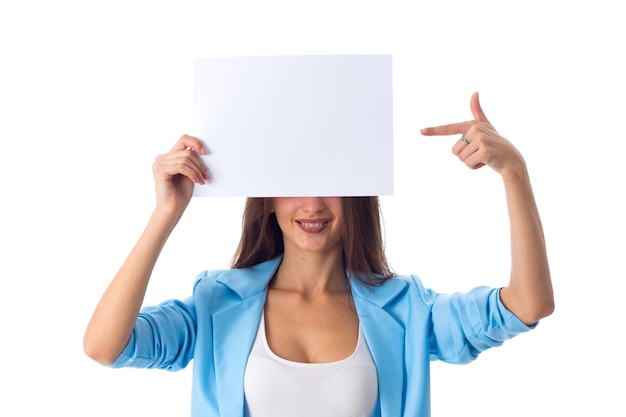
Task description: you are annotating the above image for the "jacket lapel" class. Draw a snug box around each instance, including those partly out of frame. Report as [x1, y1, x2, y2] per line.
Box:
[351, 275, 408, 417]
[211, 257, 282, 417]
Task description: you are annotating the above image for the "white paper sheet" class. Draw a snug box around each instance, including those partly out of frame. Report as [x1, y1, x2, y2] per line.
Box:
[192, 54, 393, 197]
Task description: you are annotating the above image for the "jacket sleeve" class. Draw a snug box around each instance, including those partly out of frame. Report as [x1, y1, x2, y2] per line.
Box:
[410, 276, 536, 364]
[109, 295, 198, 372]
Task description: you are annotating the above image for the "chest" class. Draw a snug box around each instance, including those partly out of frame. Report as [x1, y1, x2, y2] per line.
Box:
[263, 288, 359, 363]
[244, 312, 378, 416]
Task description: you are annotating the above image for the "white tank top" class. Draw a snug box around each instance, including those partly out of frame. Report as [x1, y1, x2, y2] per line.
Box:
[244, 313, 379, 417]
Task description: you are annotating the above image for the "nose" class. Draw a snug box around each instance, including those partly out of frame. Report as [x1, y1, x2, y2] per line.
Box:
[300, 197, 326, 213]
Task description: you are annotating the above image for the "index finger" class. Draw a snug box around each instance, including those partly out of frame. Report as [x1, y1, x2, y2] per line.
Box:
[420, 121, 474, 137]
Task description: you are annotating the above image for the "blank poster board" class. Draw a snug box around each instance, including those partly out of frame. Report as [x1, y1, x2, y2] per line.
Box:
[192, 54, 393, 197]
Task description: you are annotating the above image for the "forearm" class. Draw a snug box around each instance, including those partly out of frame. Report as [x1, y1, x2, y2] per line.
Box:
[499, 163, 554, 325]
[83, 208, 181, 365]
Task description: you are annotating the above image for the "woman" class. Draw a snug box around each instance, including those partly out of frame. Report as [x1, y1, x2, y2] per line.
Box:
[83, 92, 554, 416]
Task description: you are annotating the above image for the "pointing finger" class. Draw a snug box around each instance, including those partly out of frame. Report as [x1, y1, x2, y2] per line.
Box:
[420, 121, 474, 137]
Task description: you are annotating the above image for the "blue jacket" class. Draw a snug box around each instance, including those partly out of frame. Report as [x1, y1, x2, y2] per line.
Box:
[111, 256, 534, 416]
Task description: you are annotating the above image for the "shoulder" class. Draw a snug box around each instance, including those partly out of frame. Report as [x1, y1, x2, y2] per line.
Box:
[191, 256, 281, 301]
[191, 269, 229, 295]
[351, 272, 437, 309]
[193, 269, 228, 287]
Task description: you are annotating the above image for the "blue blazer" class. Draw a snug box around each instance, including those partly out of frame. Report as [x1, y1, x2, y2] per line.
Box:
[112, 256, 534, 417]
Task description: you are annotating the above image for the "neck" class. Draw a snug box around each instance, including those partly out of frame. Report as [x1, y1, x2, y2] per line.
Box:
[272, 247, 348, 296]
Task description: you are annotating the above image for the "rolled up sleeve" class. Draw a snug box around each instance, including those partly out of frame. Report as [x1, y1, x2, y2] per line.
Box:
[109, 298, 197, 371]
[429, 286, 536, 364]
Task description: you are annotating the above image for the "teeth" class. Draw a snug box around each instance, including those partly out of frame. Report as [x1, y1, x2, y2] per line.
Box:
[300, 221, 327, 227]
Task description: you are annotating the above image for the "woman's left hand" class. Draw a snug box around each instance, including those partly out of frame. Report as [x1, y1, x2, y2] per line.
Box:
[423, 92, 554, 325]
[421, 92, 525, 177]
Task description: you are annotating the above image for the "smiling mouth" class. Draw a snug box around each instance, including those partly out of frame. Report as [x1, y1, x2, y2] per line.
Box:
[296, 219, 330, 233]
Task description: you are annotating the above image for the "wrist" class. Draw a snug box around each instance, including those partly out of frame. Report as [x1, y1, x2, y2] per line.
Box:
[500, 157, 529, 184]
[151, 204, 185, 233]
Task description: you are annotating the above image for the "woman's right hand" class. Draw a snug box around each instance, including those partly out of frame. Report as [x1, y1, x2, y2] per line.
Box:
[84, 134, 210, 366]
[152, 135, 211, 215]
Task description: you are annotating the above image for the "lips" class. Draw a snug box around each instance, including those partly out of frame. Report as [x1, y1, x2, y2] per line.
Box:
[296, 219, 331, 233]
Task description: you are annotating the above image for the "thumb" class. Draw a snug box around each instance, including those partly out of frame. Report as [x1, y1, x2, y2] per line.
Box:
[470, 92, 490, 123]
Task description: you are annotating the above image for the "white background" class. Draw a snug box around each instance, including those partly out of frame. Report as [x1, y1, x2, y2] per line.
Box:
[1, 1, 624, 416]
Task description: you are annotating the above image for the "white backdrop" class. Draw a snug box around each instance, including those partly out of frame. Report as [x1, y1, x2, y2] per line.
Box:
[1, 1, 624, 416]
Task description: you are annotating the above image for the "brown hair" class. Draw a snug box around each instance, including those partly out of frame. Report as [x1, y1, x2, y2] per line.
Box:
[230, 197, 395, 286]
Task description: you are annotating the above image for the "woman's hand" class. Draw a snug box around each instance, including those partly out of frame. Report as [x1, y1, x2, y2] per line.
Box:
[421, 93, 554, 324]
[84, 135, 211, 365]
[421, 92, 525, 177]
[152, 135, 211, 215]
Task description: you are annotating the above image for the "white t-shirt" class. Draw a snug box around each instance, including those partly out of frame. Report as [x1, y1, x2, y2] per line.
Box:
[244, 313, 379, 417]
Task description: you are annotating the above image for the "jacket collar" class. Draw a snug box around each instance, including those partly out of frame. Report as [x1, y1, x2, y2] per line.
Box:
[215, 255, 282, 298]
[349, 271, 407, 308]
[217, 255, 408, 307]
[212, 255, 408, 417]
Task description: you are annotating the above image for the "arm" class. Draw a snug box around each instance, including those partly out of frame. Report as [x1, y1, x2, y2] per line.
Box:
[421, 93, 554, 325]
[83, 135, 210, 365]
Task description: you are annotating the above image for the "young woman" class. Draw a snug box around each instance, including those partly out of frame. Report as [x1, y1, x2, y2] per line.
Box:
[84, 92, 554, 416]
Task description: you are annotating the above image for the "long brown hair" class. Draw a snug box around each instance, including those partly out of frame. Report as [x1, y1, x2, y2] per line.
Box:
[230, 197, 395, 286]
